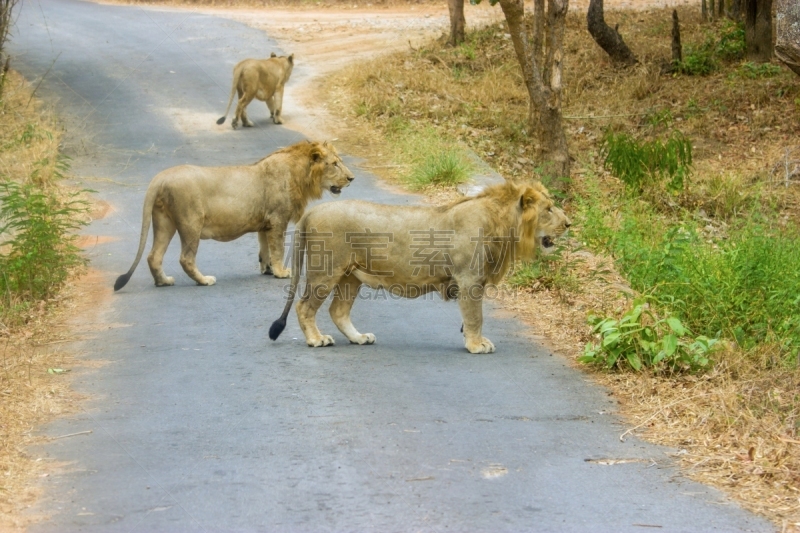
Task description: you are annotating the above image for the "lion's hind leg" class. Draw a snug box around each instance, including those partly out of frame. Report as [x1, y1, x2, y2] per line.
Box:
[234, 88, 256, 129]
[147, 208, 177, 287]
[270, 85, 285, 124]
[329, 276, 375, 345]
[175, 224, 216, 286]
[297, 281, 336, 347]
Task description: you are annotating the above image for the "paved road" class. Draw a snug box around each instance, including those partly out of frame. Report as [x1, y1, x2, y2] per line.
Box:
[9, 1, 773, 531]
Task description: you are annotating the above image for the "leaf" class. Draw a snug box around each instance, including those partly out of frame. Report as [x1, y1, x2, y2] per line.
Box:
[47, 368, 70, 374]
[662, 334, 678, 357]
[602, 332, 621, 347]
[666, 317, 686, 336]
[626, 351, 642, 371]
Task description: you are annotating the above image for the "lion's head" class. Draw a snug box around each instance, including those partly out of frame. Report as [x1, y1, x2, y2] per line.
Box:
[312, 141, 354, 196]
[516, 181, 571, 259]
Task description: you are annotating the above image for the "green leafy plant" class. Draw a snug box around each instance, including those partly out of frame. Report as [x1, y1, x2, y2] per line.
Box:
[676, 47, 717, 76]
[674, 21, 744, 76]
[736, 62, 783, 79]
[0, 174, 89, 304]
[601, 130, 692, 192]
[580, 297, 717, 372]
[714, 21, 745, 61]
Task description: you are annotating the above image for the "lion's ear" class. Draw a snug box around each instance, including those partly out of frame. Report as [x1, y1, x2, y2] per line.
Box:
[288, 53, 294, 65]
[270, 52, 277, 57]
[519, 190, 541, 211]
[310, 145, 323, 162]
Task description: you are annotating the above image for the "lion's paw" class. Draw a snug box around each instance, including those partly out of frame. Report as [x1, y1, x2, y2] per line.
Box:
[351, 333, 376, 345]
[466, 337, 496, 354]
[155, 276, 175, 287]
[272, 268, 291, 279]
[308, 335, 335, 348]
[197, 276, 216, 286]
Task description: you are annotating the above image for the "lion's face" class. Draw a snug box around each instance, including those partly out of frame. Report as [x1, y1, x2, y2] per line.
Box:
[532, 181, 571, 253]
[315, 142, 355, 196]
[517, 182, 571, 257]
[536, 202, 571, 253]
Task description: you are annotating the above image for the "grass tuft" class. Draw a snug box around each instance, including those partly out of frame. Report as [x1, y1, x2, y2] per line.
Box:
[408, 149, 471, 188]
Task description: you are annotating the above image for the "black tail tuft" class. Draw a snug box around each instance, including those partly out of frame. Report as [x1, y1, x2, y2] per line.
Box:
[269, 317, 287, 341]
[114, 273, 132, 292]
[216, 116, 226, 125]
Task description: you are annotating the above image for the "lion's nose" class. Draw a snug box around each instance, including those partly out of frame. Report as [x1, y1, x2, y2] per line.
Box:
[347, 175, 355, 182]
[566, 221, 572, 228]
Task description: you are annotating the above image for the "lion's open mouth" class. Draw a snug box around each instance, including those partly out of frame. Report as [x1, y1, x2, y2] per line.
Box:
[330, 186, 342, 195]
[541, 236, 554, 248]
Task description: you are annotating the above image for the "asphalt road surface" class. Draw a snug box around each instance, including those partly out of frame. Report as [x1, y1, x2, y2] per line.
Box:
[9, 1, 774, 531]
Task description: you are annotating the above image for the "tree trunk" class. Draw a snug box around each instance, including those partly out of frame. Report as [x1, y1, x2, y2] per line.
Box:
[497, 0, 570, 190]
[729, 0, 742, 19]
[718, 0, 725, 17]
[702, 0, 708, 22]
[672, 10, 683, 63]
[710, 0, 716, 21]
[745, 0, 773, 62]
[776, 0, 800, 75]
[587, 0, 638, 66]
[448, 0, 466, 46]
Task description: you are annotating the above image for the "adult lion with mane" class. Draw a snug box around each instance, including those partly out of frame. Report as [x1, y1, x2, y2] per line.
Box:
[269, 181, 570, 353]
[114, 140, 354, 291]
[217, 52, 294, 129]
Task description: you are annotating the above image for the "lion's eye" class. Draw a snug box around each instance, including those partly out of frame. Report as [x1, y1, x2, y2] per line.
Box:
[333, 161, 339, 167]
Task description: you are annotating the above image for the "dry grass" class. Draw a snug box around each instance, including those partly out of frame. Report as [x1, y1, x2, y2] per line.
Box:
[0, 72, 87, 532]
[0, 71, 63, 189]
[321, 7, 800, 529]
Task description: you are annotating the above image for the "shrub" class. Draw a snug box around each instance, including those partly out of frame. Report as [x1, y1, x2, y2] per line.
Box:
[0, 172, 89, 306]
[580, 298, 717, 372]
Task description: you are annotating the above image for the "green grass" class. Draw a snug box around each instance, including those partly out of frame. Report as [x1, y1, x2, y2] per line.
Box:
[601, 130, 692, 193]
[408, 148, 471, 188]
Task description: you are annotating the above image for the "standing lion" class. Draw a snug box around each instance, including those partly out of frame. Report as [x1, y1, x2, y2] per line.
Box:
[114, 141, 354, 291]
[269, 182, 571, 353]
[216, 53, 294, 129]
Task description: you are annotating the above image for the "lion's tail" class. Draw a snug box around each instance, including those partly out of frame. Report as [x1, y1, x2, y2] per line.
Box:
[216, 67, 238, 125]
[269, 217, 307, 341]
[114, 184, 158, 292]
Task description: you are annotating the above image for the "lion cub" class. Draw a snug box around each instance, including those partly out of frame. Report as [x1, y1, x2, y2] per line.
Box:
[114, 141, 354, 291]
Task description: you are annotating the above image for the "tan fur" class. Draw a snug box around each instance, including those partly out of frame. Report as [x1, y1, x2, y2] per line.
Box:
[217, 54, 294, 129]
[270, 181, 570, 353]
[114, 141, 354, 291]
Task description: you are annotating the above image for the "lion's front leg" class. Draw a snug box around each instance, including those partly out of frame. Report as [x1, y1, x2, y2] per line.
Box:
[297, 282, 335, 347]
[458, 285, 495, 354]
[257, 230, 274, 275]
[262, 227, 290, 278]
